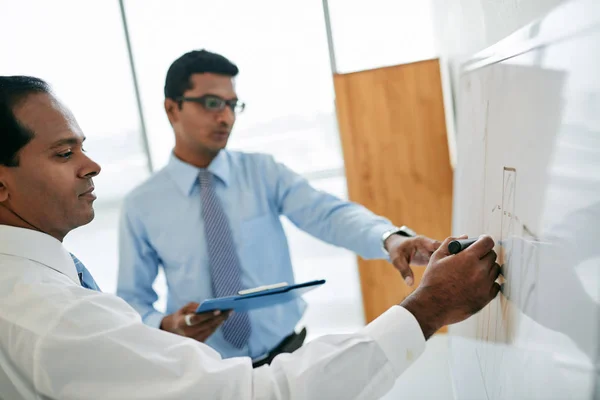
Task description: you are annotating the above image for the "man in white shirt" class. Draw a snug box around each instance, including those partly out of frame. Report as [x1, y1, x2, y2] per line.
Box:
[0, 75, 501, 400]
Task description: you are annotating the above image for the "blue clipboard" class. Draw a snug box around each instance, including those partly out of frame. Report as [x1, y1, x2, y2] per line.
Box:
[195, 279, 326, 313]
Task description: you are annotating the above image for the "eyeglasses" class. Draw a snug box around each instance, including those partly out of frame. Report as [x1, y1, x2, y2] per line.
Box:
[177, 95, 246, 114]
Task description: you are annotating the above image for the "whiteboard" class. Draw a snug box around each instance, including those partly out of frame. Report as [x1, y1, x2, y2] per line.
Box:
[449, 0, 600, 399]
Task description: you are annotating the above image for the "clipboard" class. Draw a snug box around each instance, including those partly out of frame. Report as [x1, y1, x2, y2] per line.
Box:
[195, 279, 326, 313]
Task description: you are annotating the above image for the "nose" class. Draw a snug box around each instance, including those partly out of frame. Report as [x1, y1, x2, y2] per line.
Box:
[215, 106, 235, 126]
[79, 152, 101, 179]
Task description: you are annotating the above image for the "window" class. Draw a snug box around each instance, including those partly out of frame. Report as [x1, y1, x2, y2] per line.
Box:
[0, 0, 150, 291]
[3, 0, 366, 334]
[328, 0, 437, 73]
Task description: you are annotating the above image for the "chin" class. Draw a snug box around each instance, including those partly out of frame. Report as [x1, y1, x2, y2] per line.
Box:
[75, 208, 96, 228]
[62, 210, 95, 240]
[206, 146, 226, 156]
[86, 208, 96, 223]
[209, 137, 229, 149]
[210, 139, 228, 149]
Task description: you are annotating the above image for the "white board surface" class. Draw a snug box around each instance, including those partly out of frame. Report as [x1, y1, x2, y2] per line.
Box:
[450, 1, 600, 399]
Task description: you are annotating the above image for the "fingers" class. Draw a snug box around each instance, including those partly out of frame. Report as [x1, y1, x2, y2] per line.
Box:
[479, 249, 497, 266]
[465, 235, 495, 259]
[181, 302, 201, 314]
[478, 253, 501, 300]
[393, 249, 415, 286]
[489, 262, 501, 280]
[395, 237, 440, 269]
[187, 310, 223, 326]
[188, 313, 230, 342]
[389, 237, 420, 286]
[175, 297, 236, 343]
[417, 237, 442, 253]
[430, 240, 442, 252]
[415, 237, 443, 262]
[430, 236, 461, 261]
[490, 282, 501, 299]
[184, 312, 229, 333]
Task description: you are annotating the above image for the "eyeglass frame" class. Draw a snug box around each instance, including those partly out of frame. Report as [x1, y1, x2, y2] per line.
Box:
[175, 94, 246, 114]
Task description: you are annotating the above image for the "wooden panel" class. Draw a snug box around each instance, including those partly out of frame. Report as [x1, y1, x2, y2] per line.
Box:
[333, 59, 453, 327]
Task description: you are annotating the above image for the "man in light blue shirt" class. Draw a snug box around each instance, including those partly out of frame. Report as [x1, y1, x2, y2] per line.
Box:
[117, 50, 440, 365]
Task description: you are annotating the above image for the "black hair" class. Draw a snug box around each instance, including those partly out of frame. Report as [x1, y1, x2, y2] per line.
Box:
[0, 76, 52, 167]
[164, 49, 239, 101]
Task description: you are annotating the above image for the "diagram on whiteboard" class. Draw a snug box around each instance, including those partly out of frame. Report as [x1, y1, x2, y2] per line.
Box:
[498, 167, 516, 344]
[474, 164, 549, 400]
[450, 29, 598, 399]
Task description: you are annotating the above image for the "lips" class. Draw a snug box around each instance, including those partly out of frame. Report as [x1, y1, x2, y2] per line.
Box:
[212, 131, 230, 138]
[80, 186, 94, 195]
[79, 186, 96, 199]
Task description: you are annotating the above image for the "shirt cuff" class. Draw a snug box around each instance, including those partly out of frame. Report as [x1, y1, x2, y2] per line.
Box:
[143, 309, 166, 329]
[362, 306, 426, 375]
[368, 224, 396, 259]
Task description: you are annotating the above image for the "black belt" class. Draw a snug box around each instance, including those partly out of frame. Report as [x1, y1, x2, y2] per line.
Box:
[252, 327, 307, 368]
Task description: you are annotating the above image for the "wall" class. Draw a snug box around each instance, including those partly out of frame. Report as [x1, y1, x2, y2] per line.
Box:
[432, 0, 567, 64]
[333, 60, 453, 326]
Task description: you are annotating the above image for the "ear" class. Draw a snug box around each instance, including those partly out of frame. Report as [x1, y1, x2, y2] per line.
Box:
[164, 98, 179, 126]
[0, 168, 9, 203]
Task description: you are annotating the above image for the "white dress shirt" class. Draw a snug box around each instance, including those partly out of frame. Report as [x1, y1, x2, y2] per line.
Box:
[0, 225, 425, 400]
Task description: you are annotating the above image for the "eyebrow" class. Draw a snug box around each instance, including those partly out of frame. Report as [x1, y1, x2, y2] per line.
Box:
[202, 93, 238, 101]
[49, 136, 86, 149]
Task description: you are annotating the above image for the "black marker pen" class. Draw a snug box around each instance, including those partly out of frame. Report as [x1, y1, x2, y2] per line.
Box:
[448, 238, 478, 254]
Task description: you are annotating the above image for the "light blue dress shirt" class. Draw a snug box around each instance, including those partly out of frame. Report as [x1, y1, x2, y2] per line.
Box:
[117, 151, 394, 359]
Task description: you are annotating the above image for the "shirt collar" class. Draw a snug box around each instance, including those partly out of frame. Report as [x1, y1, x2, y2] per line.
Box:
[0, 225, 80, 285]
[166, 150, 231, 197]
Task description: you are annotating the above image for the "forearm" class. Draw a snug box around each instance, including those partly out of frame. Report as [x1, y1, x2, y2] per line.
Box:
[399, 289, 442, 340]
[272, 156, 395, 259]
[39, 295, 425, 400]
[288, 197, 395, 259]
[263, 306, 426, 399]
[116, 286, 164, 328]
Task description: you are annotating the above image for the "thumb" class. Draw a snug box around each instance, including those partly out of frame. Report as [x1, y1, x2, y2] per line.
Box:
[181, 302, 200, 314]
[430, 235, 466, 262]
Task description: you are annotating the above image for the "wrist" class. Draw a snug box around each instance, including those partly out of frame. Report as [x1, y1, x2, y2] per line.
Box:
[400, 289, 440, 340]
[384, 234, 406, 252]
[381, 225, 417, 255]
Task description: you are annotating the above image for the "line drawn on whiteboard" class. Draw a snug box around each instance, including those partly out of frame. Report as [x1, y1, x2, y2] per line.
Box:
[520, 243, 539, 316]
[476, 165, 545, 398]
[501, 167, 516, 243]
[484, 167, 517, 398]
[498, 167, 516, 341]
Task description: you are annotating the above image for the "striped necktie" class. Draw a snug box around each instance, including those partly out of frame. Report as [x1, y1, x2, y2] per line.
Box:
[70, 253, 101, 291]
[199, 170, 251, 348]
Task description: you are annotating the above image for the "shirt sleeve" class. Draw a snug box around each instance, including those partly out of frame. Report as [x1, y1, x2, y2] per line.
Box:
[116, 201, 165, 329]
[263, 155, 395, 259]
[33, 293, 425, 400]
